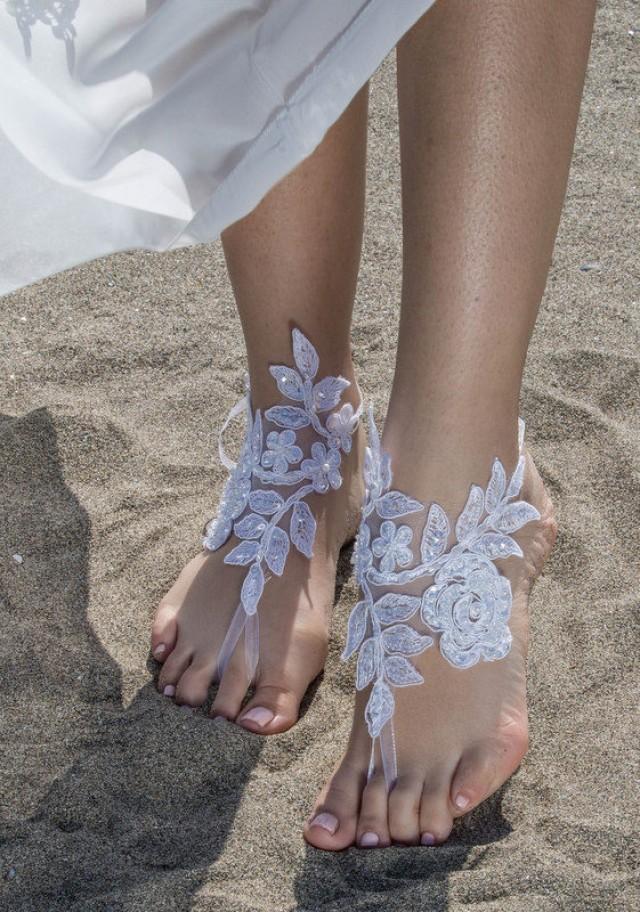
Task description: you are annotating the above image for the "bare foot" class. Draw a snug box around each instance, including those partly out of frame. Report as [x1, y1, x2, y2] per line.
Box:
[305, 446, 556, 848]
[151, 332, 364, 734]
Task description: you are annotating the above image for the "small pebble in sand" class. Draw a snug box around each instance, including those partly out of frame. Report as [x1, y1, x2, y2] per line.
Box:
[579, 261, 601, 272]
[19, 316, 27, 322]
[12, 554, 23, 564]
[5, 867, 16, 881]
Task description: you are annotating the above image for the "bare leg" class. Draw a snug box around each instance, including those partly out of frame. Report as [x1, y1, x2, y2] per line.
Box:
[306, 0, 595, 849]
[151, 85, 369, 732]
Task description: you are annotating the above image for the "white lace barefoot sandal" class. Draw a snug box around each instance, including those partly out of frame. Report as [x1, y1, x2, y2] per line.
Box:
[202, 328, 362, 684]
[342, 409, 541, 788]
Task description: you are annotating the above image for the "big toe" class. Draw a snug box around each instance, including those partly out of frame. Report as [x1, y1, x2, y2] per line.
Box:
[450, 731, 528, 817]
[151, 601, 179, 662]
[304, 762, 366, 851]
[236, 682, 302, 735]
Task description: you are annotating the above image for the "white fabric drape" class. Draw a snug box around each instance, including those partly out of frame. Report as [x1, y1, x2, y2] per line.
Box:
[0, 0, 437, 296]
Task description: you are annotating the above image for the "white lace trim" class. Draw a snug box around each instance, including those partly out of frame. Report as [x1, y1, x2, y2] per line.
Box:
[202, 328, 361, 681]
[342, 407, 539, 787]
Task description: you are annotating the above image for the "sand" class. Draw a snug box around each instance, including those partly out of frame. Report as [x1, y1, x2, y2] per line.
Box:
[1, 3, 638, 910]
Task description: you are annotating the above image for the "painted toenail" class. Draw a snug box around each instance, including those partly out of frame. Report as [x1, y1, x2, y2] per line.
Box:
[454, 793, 470, 810]
[239, 706, 274, 728]
[153, 643, 166, 657]
[310, 813, 338, 835]
[162, 685, 176, 697]
[421, 832, 436, 846]
[359, 832, 379, 847]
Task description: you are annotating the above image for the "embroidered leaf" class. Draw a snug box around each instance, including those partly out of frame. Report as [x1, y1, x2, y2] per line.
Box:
[421, 503, 450, 563]
[241, 562, 264, 615]
[264, 526, 289, 576]
[472, 532, 523, 560]
[264, 406, 310, 430]
[233, 513, 268, 539]
[268, 365, 305, 401]
[290, 500, 317, 557]
[250, 411, 263, 466]
[224, 540, 261, 566]
[485, 458, 507, 513]
[384, 654, 424, 687]
[365, 680, 395, 739]
[356, 637, 377, 690]
[455, 485, 484, 542]
[494, 501, 540, 533]
[342, 600, 368, 661]
[375, 491, 423, 520]
[312, 376, 350, 412]
[382, 624, 433, 656]
[292, 328, 319, 380]
[203, 516, 232, 551]
[505, 454, 526, 500]
[373, 593, 421, 625]
[249, 489, 284, 515]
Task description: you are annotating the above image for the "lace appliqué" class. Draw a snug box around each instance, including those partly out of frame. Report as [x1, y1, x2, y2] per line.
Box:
[202, 328, 360, 681]
[342, 409, 539, 786]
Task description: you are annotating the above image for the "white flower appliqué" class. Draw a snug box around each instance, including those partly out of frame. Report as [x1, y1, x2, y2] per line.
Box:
[342, 408, 540, 787]
[202, 329, 361, 682]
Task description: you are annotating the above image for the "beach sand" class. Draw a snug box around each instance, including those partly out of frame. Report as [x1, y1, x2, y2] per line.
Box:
[1, 3, 638, 910]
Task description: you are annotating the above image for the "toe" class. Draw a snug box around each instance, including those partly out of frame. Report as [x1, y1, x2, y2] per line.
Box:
[236, 682, 301, 735]
[157, 646, 192, 695]
[356, 770, 391, 848]
[151, 602, 179, 662]
[449, 733, 527, 816]
[175, 658, 216, 707]
[388, 775, 423, 845]
[304, 761, 365, 851]
[210, 652, 249, 722]
[419, 782, 454, 845]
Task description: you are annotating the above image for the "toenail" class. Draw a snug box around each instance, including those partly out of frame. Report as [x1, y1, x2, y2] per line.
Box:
[239, 706, 274, 728]
[421, 832, 436, 846]
[454, 793, 470, 810]
[162, 685, 176, 697]
[310, 813, 338, 835]
[153, 643, 166, 657]
[359, 832, 379, 848]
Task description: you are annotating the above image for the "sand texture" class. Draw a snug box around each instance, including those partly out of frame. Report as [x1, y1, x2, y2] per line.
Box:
[1, 3, 638, 910]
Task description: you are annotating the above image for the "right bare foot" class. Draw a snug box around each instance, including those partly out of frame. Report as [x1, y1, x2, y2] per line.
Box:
[150, 332, 364, 734]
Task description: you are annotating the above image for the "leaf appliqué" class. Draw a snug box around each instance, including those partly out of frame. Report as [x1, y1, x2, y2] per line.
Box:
[342, 600, 368, 661]
[292, 328, 319, 380]
[375, 491, 424, 520]
[421, 503, 450, 563]
[241, 562, 264, 615]
[290, 501, 316, 558]
[224, 540, 261, 566]
[264, 526, 290, 576]
[264, 406, 310, 430]
[373, 593, 421, 625]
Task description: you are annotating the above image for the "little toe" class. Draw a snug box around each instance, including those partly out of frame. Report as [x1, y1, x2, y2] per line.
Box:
[210, 653, 250, 722]
[304, 763, 365, 851]
[419, 783, 454, 846]
[388, 776, 423, 845]
[175, 660, 216, 707]
[157, 646, 192, 694]
[236, 683, 300, 735]
[356, 771, 391, 848]
[151, 602, 179, 662]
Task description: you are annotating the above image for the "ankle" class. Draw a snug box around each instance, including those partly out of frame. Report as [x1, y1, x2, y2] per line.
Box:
[381, 407, 521, 515]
